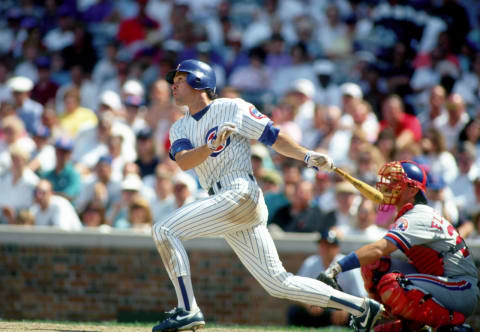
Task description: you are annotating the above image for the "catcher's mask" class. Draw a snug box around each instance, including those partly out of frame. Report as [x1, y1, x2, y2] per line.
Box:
[376, 160, 427, 209]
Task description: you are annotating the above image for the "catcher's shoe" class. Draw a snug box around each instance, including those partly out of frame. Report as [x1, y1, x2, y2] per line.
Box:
[351, 298, 385, 332]
[152, 307, 205, 332]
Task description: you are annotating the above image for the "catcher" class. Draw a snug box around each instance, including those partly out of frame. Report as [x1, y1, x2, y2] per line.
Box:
[322, 160, 479, 331]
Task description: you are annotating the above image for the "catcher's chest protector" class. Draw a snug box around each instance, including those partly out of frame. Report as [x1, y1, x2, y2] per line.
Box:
[405, 245, 444, 276]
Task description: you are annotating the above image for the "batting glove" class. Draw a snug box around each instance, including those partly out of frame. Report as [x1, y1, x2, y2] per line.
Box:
[304, 151, 334, 171]
[324, 262, 342, 279]
[208, 122, 238, 151]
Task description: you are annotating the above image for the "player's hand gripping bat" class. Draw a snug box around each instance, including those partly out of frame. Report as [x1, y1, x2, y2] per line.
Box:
[333, 166, 384, 204]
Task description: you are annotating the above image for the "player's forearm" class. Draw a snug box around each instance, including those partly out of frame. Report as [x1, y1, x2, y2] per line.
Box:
[175, 145, 212, 171]
[271, 132, 309, 161]
[355, 239, 396, 266]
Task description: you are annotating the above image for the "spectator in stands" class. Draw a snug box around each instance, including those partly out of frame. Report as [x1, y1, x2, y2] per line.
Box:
[30, 56, 58, 106]
[264, 33, 291, 73]
[108, 173, 144, 228]
[170, 172, 197, 209]
[116, 0, 160, 47]
[75, 155, 121, 214]
[312, 171, 336, 214]
[337, 198, 386, 241]
[316, 105, 351, 162]
[42, 5, 74, 52]
[433, 93, 470, 150]
[418, 85, 447, 131]
[265, 160, 302, 225]
[318, 3, 352, 60]
[80, 201, 109, 229]
[92, 42, 119, 87]
[313, 59, 341, 108]
[0, 142, 39, 224]
[61, 25, 97, 72]
[258, 169, 283, 197]
[149, 166, 175, 223]
[287, 229, 366, 328]
[376, 128, 397, 162]
[353, 144, 384, 186]
[271, 180, 323, 233]
[453, 52, 480, 110]
[58, 87, 97, 138]
[459, 118, 480, 164]
[28, 124, 55, 174]
[42, 137, 81, 201]
[348, 100, 379, 144]
[127, 195, 153, 233]
[135, 127, 160, 178]
[229, 46, 270, 93]
[380, 94, 422, 150]
[426, 172, 459, 225]
[56, 64, 98, 112]
[0, 115, 35, 171]
[8, 75, 43, 134]
[123, 95, 148, 134]
[30, 179, 82, 230]
[322, 181, 360, 231]
[270, 101, 302, 144]
[450, 142, 478, 213]
[421, 127, 458, 184]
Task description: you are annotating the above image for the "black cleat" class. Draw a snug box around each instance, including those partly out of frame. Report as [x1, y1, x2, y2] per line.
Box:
[152, 307, 205, 332]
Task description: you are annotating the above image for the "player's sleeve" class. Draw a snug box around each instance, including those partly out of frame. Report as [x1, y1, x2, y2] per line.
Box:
[168, 120, 194, 161]
[384, 216, 429, 253]
[234, 99, 279, 146]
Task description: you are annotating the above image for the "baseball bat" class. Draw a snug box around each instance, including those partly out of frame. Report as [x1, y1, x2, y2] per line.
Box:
[333, 167, 384, 204]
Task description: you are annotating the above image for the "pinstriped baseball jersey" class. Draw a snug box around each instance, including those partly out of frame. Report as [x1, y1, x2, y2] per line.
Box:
[385, 204, 478, 279]
[168, 98, 278, 190]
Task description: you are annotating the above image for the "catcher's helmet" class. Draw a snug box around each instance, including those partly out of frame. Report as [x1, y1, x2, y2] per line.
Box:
[166, 59, 216, 93]
[376, 160, 427, 206]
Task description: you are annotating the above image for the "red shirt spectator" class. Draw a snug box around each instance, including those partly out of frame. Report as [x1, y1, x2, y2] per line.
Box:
[117, 1, 159, 46]
[380, 95, 422, 149]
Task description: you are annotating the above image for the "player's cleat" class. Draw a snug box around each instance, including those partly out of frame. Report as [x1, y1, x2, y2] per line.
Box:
[351, 298, 385, 332]
[152, 307, 205, 332]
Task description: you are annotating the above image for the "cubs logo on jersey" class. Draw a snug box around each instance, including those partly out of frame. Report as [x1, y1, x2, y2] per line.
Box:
[249, 105, 266, 119]
[205, 126, 231, 157]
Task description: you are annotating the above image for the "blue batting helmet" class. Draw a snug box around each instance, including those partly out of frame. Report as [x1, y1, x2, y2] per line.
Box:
[166, 59, 216, 93]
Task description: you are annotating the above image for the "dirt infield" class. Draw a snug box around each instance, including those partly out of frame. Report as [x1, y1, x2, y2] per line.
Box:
[0, 321, 350, 332]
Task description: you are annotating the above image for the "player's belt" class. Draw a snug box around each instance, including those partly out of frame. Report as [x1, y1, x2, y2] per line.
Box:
[208, 174, 255, 196]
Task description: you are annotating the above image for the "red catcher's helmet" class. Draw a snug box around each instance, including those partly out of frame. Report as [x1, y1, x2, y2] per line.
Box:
[376, 160, 427, 206]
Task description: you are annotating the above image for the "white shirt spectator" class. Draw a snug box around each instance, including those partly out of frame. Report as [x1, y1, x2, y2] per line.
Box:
[0, 168, 39, 212]
[151, 195, 176, 223]
[338, 224, 387, 242]
[30, 144, 56, 174]
[433, 112, 470, 150]
[424, 152, 459, 185]
[31, 195, 82, 230]
[43, 28, 74, 52]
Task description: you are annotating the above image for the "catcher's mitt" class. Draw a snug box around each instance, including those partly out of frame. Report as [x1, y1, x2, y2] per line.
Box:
[317, 272, 342, 291]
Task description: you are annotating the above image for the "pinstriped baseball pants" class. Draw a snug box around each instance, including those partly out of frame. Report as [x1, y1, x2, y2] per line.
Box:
[152, 174, 332, 308]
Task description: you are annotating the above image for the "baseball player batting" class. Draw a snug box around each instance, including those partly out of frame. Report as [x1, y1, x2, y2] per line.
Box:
[150, 59, 384, 332]
[322, 160, 479, 332]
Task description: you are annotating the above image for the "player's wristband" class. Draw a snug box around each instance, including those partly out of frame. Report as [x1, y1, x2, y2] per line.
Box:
[337, 252, 360, 272]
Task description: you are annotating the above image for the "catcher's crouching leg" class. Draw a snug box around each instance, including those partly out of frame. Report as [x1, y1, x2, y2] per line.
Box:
[376, 272, 466, 328]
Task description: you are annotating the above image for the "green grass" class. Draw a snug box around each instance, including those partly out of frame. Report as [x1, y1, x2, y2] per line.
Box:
[0, 320, 353, 331]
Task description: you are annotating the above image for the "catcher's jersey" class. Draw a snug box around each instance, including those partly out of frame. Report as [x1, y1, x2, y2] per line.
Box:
[169, 98, 278, 190]
[385, 204, 477, 279]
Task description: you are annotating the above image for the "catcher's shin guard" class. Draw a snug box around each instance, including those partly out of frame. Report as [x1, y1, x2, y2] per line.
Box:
[377, 273, 465, 327]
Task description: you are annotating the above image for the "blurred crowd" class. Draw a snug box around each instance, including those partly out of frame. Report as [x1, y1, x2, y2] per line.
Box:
[0, 0, 479, 240]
